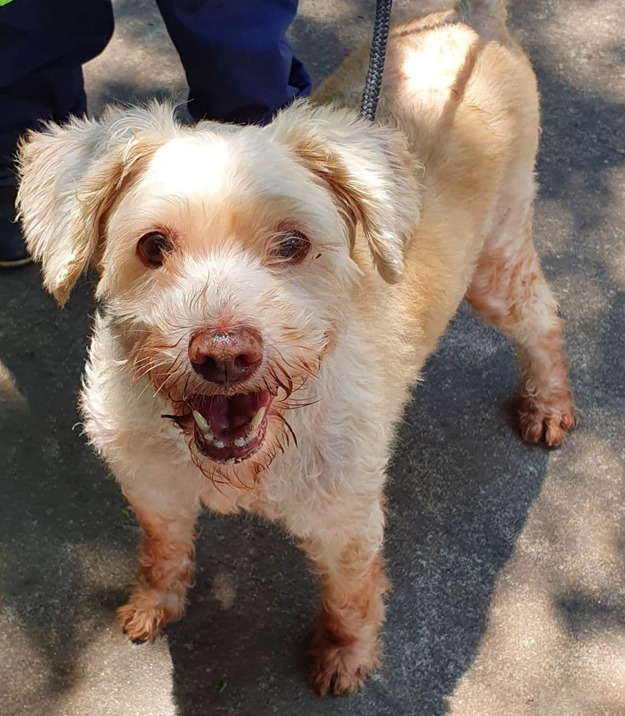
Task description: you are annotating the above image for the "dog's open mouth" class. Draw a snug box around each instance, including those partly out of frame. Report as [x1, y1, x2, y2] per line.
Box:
[188, 391, 273, 464]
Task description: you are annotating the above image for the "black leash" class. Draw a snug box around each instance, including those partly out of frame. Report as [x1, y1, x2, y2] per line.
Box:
[360, 0, 394, 122]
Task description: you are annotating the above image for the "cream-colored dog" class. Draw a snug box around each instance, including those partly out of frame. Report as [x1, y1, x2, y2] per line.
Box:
[16, 0, 575, 695]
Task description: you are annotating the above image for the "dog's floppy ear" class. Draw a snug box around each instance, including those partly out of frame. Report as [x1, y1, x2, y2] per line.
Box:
[268, 101, 421, 283]
[16, 106, 167, 305]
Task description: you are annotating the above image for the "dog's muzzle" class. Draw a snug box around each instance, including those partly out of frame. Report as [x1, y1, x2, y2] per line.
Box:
[186, 325, 272, 463]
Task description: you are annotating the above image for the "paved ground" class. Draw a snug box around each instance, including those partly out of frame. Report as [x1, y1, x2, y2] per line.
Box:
[1, 1, 624, 714]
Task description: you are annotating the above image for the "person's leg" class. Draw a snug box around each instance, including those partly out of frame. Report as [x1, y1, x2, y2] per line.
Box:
[155, 0, 311, 125]
[0, 0, 114, 266]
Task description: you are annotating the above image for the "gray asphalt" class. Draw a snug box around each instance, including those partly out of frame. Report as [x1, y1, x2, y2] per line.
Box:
[1, 1, 624, 714]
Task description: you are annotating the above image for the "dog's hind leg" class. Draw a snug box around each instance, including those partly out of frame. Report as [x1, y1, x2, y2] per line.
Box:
[290, 492, 389, 695]
[466, 184, 576, 446]
[117, 483, 200, 642]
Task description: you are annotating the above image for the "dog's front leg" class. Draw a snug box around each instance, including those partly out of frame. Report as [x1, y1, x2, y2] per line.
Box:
[117, 489, 200, 643]
[290, 492, 389, 695]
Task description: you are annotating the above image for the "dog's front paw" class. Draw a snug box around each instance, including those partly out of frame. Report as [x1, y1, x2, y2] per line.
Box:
[517, 393, 576, 447]
[118, 586, 185, 642]
[309, 622, 380, 695]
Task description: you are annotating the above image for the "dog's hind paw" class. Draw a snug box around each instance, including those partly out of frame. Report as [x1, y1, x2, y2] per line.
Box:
[118, 587, 184, 642]
[517, 394, 576, 447]
[310, 631, 379, 695]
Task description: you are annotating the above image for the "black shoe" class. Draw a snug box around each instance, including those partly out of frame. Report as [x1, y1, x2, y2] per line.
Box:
[0, 185, 31, 268]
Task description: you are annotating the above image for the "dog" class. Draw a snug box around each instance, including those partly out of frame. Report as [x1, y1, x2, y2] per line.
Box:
[16, 0, 575, 695]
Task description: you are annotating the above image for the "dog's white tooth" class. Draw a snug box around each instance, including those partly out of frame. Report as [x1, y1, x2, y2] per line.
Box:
[213, 439, 226, 449]
[234, 436, 248, 448]
[192, 410, 209, 432]
[248, 407, 266, 434]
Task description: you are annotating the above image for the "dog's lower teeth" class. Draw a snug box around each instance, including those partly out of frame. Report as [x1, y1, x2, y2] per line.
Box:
[196, 424, 225, 449]
[205, 433, 222, 448]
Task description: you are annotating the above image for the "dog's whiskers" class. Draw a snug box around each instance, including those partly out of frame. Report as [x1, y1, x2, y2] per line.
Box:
[275, 411, 298, 448]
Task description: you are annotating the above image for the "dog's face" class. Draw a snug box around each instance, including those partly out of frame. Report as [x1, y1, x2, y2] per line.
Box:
[17, 102, 419, 483]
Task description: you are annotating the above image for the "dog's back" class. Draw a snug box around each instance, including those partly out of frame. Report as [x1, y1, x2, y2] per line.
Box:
[316, 1, 542, 383]
[316, 0, 535, 181]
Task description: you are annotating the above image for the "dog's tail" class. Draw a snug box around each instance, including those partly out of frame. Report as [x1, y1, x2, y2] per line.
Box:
[458, 0, 508, 34]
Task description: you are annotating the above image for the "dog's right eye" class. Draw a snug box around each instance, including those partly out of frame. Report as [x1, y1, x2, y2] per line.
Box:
[137, 232, 173, 268]
[271, 229, 311, 265]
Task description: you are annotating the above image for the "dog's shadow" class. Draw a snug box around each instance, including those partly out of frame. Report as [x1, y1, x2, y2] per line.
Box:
[166, 303, 550, 716]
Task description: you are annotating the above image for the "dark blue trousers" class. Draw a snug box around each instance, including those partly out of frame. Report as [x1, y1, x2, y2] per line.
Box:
[0, 0, 310, 179]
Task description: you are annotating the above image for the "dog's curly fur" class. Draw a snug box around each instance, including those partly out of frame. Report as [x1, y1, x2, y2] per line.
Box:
[16, 0, 575, 695]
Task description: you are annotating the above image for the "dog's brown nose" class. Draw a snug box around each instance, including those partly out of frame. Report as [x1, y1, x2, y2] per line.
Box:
[188, 327, 264, 384]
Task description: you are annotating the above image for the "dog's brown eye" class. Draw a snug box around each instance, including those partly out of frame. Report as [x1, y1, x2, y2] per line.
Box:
[273, 230, 310, 265]
[137, 232, 172, 268]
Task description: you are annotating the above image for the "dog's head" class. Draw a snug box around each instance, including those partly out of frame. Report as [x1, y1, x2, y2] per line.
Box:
[17, 101, 420, 483]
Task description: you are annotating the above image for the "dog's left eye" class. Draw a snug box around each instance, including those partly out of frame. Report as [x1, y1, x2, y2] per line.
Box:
[137, 232, 173, 268]
[272, 230, 310, 265]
